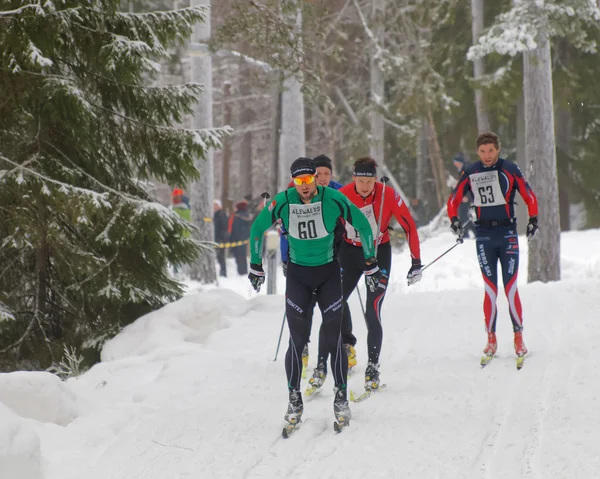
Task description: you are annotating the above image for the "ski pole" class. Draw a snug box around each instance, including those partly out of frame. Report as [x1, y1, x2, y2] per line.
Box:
[273, 312, 287, 361]
[374, 176, 389, 257]
[421, 220, 472, 273]
[356, 285, 366, 319]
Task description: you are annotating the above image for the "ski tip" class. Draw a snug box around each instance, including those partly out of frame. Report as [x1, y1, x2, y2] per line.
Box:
[282, 427, 289, 439]
[349, 390, 356, 402]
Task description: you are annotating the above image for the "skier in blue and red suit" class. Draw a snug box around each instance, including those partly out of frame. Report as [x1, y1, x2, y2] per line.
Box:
[447, 132, 539, 359]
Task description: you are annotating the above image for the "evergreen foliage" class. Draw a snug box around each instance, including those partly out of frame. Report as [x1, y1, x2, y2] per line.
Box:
[0, 1, 229, 371]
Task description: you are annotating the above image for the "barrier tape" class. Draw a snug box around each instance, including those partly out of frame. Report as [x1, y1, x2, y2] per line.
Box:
[214, 239, 249, 249]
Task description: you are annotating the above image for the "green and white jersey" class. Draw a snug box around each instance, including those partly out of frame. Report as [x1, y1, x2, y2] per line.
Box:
[250, 186, 376, 267]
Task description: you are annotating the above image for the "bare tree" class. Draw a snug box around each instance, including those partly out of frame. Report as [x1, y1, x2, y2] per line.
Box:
[524, 31, 560, 282]
[278, 2, 306, 189]
[370, 0, 385, 166]
[471, 0, 491, 133]
[189, 0, 217, 283]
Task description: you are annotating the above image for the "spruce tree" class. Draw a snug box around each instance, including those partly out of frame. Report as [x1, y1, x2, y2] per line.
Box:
[0, 1, 229, 371]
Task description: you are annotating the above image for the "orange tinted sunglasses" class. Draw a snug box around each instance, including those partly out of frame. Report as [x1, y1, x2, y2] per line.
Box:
[292, 175, 316, 186]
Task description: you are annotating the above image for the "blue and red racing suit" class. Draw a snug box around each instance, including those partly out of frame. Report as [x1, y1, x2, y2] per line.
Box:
[447, 158, 538, 333]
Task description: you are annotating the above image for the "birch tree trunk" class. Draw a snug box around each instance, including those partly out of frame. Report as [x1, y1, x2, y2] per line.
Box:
[189, 0, 216, 283]
[369, 0, 385, 166]
[524, 31, 560, 282]
[471, 0, 491, 133]
[278, 3, 306, 190]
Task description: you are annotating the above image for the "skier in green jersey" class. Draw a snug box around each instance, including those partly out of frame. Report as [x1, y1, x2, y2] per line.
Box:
[248, 157, 384, 433]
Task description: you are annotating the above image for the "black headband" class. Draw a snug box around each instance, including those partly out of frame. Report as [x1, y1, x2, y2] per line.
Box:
[353, 162, 377, 177]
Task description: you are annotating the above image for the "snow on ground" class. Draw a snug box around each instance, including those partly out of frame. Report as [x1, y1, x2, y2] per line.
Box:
[1, 229, 600, 479]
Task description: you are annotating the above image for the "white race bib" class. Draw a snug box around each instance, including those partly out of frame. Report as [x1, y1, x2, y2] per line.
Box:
[470, 171, 507, 207]
[288, 202, 328, 240]
[344, 204, 382, 243]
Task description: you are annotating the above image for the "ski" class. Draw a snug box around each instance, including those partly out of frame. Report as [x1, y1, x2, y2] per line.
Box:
[333, 418, 350, 433]
[304, 385, 322, 399]
[480, 354, 494, 368]
[301, 365, 307, 379]
[516, 354, 526, 370]
[349, 384, 387, 403]
[282, 420, 302, 439]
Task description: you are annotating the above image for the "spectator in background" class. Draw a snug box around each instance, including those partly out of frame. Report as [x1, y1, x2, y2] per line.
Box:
[229, 200, 252, 275]
[171, 188, 191, 237]
[453, 153, 475, 237]
[213, 200, 228, 277]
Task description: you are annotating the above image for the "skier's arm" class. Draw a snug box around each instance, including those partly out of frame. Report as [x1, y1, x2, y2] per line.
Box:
[447, 170, 472, 219]
[249, 192, 286, 265]
[512, 165, 539, 217]
[390, 188, 421, 260]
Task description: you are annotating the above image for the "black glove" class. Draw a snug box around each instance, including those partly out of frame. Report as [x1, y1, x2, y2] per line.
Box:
[364, 259, 384, 293]
[450, 216, 464, 242]
[526, 216, 539, 240]
[248, 263, 265, 292]
[282, 261, 288, 278]
[407, 258, 423, 286]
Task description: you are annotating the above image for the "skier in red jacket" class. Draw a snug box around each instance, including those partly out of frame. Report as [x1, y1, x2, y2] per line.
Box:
[307, 157, 422, 396]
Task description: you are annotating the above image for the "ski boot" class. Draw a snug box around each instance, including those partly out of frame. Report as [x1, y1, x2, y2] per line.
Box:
[514, 331, 528, 356]
[284, 388, 303, 424]
[364, 362, 381, 391]
[282, 388, 303, 438]
[301, 344, 309, 378]
[483, 332, 498, 355]
[333, 385, 351, 432]
[344, 343, 357, 373]
[305, 362, 327, 397]
[481, 332, 497, 367]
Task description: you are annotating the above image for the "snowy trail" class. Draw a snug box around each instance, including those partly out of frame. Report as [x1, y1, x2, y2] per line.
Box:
[35, 279, 600, 479]
[3, 230, 600, 479]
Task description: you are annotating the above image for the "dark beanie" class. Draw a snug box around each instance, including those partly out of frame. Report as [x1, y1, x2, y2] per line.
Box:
[312, 154, 332, 171]
[453, 153, 465, 165]
[290, 157, 316, 178]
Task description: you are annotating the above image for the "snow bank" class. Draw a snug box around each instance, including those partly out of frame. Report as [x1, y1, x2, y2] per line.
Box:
[0, 371, 83, 426]
[101, 288, 252, 361]
[0, 402, 42, 479]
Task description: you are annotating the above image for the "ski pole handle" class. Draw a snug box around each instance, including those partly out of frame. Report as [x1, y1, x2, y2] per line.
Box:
[261, 191, 271, 207]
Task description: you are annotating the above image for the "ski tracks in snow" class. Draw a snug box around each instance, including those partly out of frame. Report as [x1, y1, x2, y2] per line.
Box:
[470, 352, 571, 479]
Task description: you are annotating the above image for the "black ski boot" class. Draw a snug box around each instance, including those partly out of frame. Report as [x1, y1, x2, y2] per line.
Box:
[333, 385, 351, 432]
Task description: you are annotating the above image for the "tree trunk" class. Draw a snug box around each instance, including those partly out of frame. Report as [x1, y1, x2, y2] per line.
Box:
[415, 120, 429, 204]
[427, 109, 448, 209]
[471, 0, 491, 133]
[524, 32, 560, 283]
[189, 0, 216, 283]
[369, 0, 385, 166]
[513, 93, 529, 235]
[278, 3, 306, 190]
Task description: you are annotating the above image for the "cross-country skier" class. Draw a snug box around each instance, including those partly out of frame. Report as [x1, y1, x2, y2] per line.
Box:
[307, 157, 422, 397]
[279, 155, 344, 374]
[447, 132, 539, 365]
[248, 157, 383, 433]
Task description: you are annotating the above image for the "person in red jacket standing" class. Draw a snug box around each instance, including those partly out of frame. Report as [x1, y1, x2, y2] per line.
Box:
[307, 157, 422, 395]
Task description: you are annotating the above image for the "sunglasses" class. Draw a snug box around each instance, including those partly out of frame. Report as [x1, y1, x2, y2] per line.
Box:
[292, 175, 316, 186]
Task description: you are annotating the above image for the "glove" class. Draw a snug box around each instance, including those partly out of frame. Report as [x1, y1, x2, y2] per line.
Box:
[248, 263, 265, 292]
[526, 216, 539, 240]
[450, 216, 464, 242]
[407, 258, 423, 286]
[364, 259, 385, 293]
[282, 262, 288, 278]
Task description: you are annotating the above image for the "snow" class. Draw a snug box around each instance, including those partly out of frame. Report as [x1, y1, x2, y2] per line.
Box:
[0, 372, 85, 426]
[1, 228, 600, 478]
[0, 403, 42, 479]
